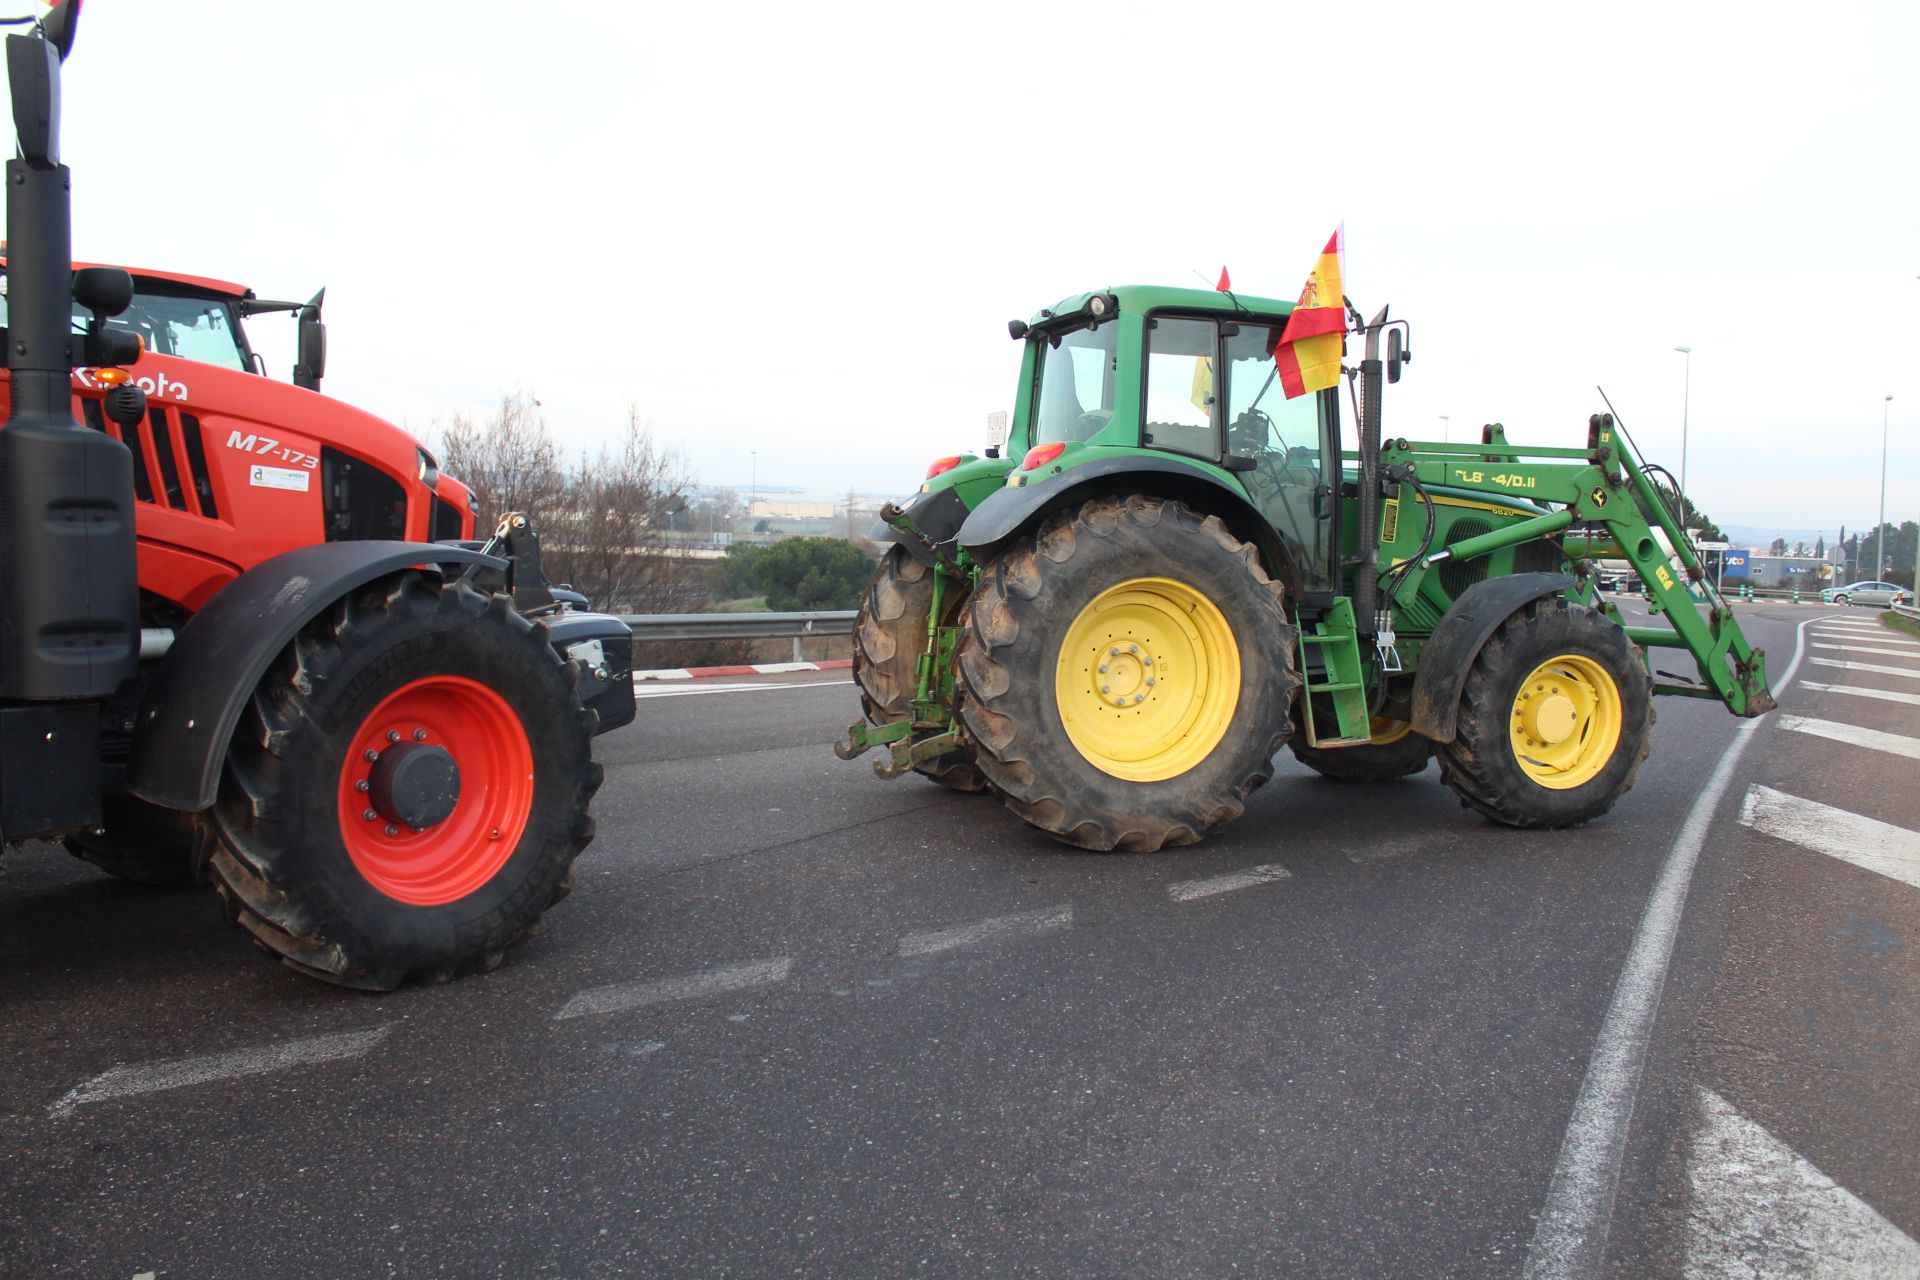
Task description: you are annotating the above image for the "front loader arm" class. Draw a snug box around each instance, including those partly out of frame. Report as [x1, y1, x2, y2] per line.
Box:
[1391, 415, 1774, 719]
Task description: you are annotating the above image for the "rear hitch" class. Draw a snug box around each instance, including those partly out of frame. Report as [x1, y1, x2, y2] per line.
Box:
[834, 718, 911, 761]
[872, 729, 964, 781]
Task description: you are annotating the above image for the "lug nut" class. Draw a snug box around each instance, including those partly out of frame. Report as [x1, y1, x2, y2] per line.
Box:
[364, 749, 379, 763]
[1100, 684, 1111, 693]
[1110, 647, 1120, 656]
[387, 730, 401, 743]
[1098, 664, 1108, 673]
[362, 808, 377, 821]
[413, 729, 428, 741]
[1144, 656, 1153, 666]
[1134, 694, 1146, 703]
[384, 824, 399, 837]
[1129, 644, 1139, 653]
[355, 779, 370, 793]
[1146, 678, 1156, 687]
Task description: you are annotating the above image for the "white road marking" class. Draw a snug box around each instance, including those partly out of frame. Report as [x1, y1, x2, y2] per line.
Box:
[635, 680, 853, 699]
[898, 905, 1073, 957]
[1778, 715, 1920, 761]
[1686, 1086, 1920, 1278]
[1810, 657, 1920, 680]
[47, 1025, 394, 1119]
[556, 957, 794, 1021]
[1739, 785, 1920, 890]
[1521, 616, 1815, 1280]
[1811, 630, 1919, 645]
[1167, 864, 1291, 902]
[1811, 642, 1920, 658]
[1799, 681, 1920, 708]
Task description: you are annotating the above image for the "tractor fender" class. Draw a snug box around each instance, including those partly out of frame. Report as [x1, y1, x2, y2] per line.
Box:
[1410, 572, 1578, 744]
[126, 541, 506, 813]
[957, 456, 1303, 600]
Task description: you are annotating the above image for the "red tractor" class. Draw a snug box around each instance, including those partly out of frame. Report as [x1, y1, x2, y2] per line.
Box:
[0, 1, 632, 988]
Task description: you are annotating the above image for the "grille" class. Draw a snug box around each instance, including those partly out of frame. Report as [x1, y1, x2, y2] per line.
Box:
[79, 395, 221, 520]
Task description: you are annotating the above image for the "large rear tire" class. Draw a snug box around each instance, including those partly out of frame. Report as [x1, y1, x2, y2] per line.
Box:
[1436, 597, 1652, 827]
[854, 546, 986, 792]
[956, 496, 1298, 852]
[1289, 719, 1436, 782]
[64, 795, 207, 888]
[200, 571, 601, 989]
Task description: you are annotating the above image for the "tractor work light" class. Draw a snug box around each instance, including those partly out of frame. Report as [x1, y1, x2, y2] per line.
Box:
[1021, 442, 1066, 471]
[90, 365, 128, 385]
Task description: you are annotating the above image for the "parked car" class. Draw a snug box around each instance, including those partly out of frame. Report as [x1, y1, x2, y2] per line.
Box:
[1820, 581, 1914, 607]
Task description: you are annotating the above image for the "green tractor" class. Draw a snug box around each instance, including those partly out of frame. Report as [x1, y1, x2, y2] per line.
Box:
[836, 285, 1774, 852]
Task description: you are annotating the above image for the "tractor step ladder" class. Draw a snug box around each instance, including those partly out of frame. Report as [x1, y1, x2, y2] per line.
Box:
[1297, 598, 1372, 748]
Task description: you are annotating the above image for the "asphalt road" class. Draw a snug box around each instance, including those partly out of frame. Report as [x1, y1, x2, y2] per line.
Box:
[2, 601, 1915, 1278]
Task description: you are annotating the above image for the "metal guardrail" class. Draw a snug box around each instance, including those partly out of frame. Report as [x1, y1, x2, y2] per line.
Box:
[617, 610, 857, 663]
[1894, 601, 1919, 621]
[617, 610, 856, 641]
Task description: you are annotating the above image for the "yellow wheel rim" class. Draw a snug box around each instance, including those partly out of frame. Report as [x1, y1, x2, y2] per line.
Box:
[1508, 653, 1623, 790]
[1054, 577, 1240, 782]
[1368, 717, 1414, 746]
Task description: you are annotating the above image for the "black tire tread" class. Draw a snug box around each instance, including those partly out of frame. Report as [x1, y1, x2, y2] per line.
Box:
[956, 495, 1298, 852]
[201, 573, 600, 990]
[1435, 597, 1653, 828]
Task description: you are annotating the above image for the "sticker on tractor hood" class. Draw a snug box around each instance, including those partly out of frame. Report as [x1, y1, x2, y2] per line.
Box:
[249, 464, 311, 492]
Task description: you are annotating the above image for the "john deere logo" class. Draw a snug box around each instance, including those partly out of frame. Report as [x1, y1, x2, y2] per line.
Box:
[1590, 486, 1609, 508]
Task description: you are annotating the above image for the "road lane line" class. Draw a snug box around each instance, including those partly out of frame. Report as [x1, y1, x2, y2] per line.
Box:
[1739, 785, 1920, 890]
[898, 905, 1073, 957]
[1809, 658, 1920, 680]
[1798, 681, 1920, 708]
[1167, 864, 1291, 902]
[1778, 715, 1920, 761]
[1686, 1087, 1920, 1277]
[556, 957, 794, 1021]
[1811, 642, 1920, 658]
[1522, 615, 1815, 1280]
[47, 1025, 394, 1119]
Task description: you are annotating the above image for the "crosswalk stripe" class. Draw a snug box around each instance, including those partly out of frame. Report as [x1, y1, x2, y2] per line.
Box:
[1799, 681, 1920, 708]
[1738, 785, 1920, 890]
[1812, 642, 1920, 658]
[1168, 864, 1291, 902]
[1809, 657, 1920, 680]
[47, 1026, 394, 1119]
[1778, 715, 1920, 761]
[898, 905, 1073, 957]
[1686, 1086, 1920, 1278]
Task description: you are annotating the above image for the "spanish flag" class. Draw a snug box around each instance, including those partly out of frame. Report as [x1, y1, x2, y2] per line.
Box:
[1274, 228, 1345, 398]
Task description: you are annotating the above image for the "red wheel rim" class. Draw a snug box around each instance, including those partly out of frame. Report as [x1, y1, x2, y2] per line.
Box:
[337, 675, 534, 906]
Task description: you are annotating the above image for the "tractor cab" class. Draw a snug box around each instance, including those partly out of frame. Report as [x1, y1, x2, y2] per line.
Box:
[1009, 286, 1341, 597]
[0, 261, 326, 388]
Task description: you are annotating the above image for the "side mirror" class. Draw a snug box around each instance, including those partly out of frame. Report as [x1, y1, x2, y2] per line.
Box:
[293, 288, 326, 390]
[73, 266, 133, 319]
[1387, 328, 1410, 384]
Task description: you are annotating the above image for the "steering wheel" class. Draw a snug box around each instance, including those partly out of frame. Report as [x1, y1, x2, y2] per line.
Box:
[1071, 408, 1114, 440]
[1228, 409, 1273, 456]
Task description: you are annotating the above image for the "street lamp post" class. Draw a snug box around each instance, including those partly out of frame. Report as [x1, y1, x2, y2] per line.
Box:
[1439, 414, 1450, 444]
[1875, 395, 1891, 581]
[1674, 346, 1692, 498]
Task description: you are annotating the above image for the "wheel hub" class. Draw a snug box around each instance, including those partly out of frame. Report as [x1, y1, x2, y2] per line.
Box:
[367, 742, 461, 830]
[1526, 694, 1579, 745]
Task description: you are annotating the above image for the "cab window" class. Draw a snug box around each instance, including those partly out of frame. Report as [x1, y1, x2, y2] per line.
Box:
[1226, 323, 1336, 592]
[1032, 321, 1119, 446]
[1143, 317, 1218, 459]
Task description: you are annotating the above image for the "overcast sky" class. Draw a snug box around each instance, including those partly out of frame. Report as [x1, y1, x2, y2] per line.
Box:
[43, 1, 1920, 539]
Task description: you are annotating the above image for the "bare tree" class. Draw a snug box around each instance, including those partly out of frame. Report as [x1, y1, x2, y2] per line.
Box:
[545, 406, 699, 611]
[435, 391, 566, 528]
